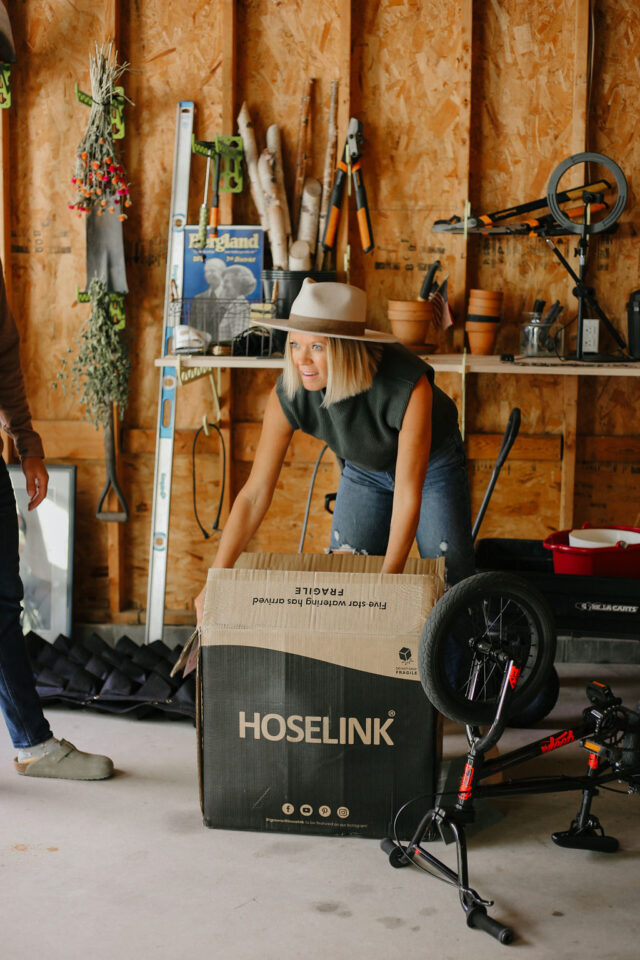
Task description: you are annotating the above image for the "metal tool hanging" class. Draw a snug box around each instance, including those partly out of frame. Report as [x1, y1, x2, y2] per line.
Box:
[191, 134, 243, 247]
[432, 177, 614, 236]
[145, 102, 195, 644]
[321, 117, 374, 255]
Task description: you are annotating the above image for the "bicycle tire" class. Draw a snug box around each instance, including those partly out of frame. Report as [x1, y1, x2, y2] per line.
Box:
[419, 572, 556, 726]
[508, 665, 560, 728]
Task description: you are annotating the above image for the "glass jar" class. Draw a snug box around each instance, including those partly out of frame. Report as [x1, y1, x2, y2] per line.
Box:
[520, 312, 563, 357]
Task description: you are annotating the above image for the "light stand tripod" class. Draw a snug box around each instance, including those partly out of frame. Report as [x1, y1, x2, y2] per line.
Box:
[544, 152, 629, 361]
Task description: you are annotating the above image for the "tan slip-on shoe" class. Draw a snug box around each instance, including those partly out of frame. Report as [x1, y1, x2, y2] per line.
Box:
[14, 739, 114, 780]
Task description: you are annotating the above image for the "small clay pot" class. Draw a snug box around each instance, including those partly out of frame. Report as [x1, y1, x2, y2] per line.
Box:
[468, 289, 503, 301]
[390, 316, 430, 344]
[467, 303, 502, 319]
[465, 320, 499, 355]
[468, 288, 502, 320]
[388, 300, 434, 344]
[388, 299, 434, 316]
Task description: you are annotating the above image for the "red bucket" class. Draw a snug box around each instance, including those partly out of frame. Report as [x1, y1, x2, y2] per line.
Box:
[543, 526, 640, 577]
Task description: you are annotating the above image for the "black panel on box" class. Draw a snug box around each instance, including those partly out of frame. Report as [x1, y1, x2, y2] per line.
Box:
[199, 645, 438, 839]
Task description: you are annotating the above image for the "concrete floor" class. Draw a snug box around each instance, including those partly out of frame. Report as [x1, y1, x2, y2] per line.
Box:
[1, 662, 639, 960]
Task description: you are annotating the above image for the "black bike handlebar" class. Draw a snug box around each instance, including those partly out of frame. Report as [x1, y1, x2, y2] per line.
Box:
[467, 906, 514, 944]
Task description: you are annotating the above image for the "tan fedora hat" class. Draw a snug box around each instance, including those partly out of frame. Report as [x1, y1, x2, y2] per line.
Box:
[260, 278, 397, 342]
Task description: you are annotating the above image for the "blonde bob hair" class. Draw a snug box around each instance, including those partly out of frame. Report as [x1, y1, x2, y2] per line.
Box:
[282, 335, 383, 406]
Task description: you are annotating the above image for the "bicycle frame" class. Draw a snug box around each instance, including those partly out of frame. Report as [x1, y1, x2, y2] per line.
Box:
[381, 678, 640, 945]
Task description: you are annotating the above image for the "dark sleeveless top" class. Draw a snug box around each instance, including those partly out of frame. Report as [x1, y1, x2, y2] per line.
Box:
[275, 342, 459, 472]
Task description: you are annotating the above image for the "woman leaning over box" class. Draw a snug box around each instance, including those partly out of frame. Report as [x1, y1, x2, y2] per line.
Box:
[194, 279, 475, 624]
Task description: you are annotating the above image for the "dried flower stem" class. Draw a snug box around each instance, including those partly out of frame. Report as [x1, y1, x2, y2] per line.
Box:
[69, 42, 132, 220]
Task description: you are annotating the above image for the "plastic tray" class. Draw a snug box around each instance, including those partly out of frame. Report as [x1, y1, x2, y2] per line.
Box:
[543, 527, 640, 577]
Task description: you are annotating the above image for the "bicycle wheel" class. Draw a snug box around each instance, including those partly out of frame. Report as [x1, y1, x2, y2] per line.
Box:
[508, 665, 560, 728]
[419, 572, 556, 726]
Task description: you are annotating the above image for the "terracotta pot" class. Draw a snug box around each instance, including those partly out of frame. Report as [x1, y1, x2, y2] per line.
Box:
[467, 302, 502, 319]
[390, 316, 430, 344]
[468, 288, 502, 320]
[465, 320, 499, 355]
[388, 300, 434, 345]
[387, 299, 434, 317]
[468, 289, 503, 300]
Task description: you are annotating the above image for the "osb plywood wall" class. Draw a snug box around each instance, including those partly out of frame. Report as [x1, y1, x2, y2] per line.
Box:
[3, 0, 640, 629]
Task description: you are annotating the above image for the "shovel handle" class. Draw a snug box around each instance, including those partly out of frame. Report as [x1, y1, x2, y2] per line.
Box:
[495, 408, 521, 470]
[471, 408, 521, 542]
[96, 409, 129, 523]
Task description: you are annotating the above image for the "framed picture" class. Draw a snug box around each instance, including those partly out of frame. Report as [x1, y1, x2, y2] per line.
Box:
[181, 225, 264, 343]
[8, 464, 76, 642]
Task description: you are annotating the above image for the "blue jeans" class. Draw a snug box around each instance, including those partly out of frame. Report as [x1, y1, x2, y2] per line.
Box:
[0, 457, 51, 748]
[330, 431, 475, 586]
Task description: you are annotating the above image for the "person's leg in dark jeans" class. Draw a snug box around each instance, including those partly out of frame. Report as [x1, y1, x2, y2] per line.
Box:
[415, 431, 475, 587]
[0, 457, 113, 779]
[329, 461, 394, 556]
[0, 457, 52, 749]
[330, 434, 475, 585]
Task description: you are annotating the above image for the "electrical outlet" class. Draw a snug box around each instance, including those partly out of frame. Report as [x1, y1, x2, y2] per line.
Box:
[583, 318, 599, 353]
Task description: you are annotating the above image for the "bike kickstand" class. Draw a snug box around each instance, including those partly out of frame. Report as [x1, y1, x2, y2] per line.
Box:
[552, 751, 619, 853]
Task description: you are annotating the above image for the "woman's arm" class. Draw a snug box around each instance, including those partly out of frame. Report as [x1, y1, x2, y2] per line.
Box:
[381, 375, 432, 573]
[194, 386, 294, 622]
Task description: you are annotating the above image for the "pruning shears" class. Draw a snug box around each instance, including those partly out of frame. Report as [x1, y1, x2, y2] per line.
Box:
[322, 118, 374, 254]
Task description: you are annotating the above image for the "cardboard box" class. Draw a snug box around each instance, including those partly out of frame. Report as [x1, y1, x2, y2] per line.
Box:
[198, 553, 444, 838]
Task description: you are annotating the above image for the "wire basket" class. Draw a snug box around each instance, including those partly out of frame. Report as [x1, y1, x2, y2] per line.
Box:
[169, 298, 281, 356]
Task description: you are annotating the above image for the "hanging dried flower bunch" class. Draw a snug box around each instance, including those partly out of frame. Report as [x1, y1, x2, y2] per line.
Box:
[69, 42, 132, 220]
[55, 276, 131, 430]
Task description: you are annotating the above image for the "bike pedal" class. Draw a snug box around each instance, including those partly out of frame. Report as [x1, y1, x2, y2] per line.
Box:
[582, 737, 622, 765]
[586, 680, 621, 709]
[551, 829, 619, 853]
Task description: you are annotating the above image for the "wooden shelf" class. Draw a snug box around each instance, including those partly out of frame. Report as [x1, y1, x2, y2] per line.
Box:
[153, 350, 640, 537]
[156, 354, 285, 370]
[156, 352, 640, 377]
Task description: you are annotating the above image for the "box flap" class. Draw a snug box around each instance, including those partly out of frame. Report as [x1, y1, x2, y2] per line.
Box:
[201, 554, 444, 680]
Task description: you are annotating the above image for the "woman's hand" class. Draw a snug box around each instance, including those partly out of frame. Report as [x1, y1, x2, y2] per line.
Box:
[22, 456, 48, 510]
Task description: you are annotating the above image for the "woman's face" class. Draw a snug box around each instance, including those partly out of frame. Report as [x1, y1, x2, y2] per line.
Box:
[289, 332, 329, 391]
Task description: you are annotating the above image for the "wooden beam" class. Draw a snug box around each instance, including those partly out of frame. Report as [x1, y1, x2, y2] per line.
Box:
[466, 434, 561, 462]
[572, 0, 591, 154]
[78, 607, 195, 626]
[232, 421, 331, 464]
[56, 421, 640, 471]
[103, 0, 120, 43]
[560, 375, 579, 529]
[578, 436, 640, 463]
[231, 422, 562, 466]
[451, 0, 474, 351]
[219, 0, 236, 226]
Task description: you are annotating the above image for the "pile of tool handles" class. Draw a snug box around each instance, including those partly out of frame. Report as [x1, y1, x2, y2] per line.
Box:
[238, 82, 373, 273]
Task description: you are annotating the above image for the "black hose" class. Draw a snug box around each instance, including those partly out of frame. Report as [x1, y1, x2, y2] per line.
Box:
[192, 422, 226, 539]
[298, 444, 329, 553]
